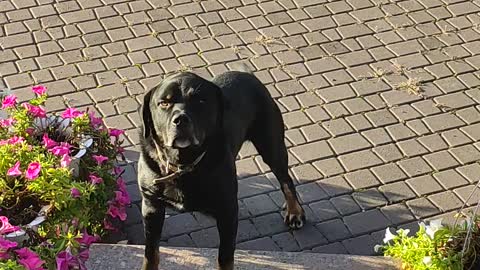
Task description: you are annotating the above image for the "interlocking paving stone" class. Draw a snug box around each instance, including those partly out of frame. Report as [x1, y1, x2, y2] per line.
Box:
[428, 191, 464, 212]
[292, 224, 328, 250]
[343, 209, 391, 236]
[339, 150, 383, 172]
[406, 175, 444, 196]
[271, 232, 300, 252]
[407, 198, 441, 219]
[2, 0, 480, 258]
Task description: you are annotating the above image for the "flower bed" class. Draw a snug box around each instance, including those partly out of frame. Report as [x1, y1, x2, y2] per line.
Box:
[375, 214, 480, 270]
[0, 86, 130, 269]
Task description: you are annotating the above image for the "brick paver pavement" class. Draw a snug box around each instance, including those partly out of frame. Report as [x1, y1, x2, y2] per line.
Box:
[1, 0, 480, 256]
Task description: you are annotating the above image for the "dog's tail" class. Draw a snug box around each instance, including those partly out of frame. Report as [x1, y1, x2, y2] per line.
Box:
[232, 62, 253, 74]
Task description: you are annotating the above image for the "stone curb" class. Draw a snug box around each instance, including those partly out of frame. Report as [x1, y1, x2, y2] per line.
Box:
[86, 244, 401, 270]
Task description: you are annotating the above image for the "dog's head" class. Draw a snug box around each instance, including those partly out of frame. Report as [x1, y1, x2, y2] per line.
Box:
[140, 72, 224, 151]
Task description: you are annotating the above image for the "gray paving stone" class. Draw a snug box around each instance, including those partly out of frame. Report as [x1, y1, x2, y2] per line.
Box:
[190, 227, 219, 248]
[296, 182, 329, 204]
[352, 188, 388, 210]
[433, 169, 469, 190]
[291, 164, 322, 183]
[238, 175, 276, 199]
[406, 197, 441, 219]
[167, 234, 196, 248]
[454, 184, 480, 206]
[442, 129, 473, 147]
[292, 224, 328, 250]
[381, 203, 416, 225]
[456, 163, 480, 183]
[398, 157, 433, 177]
[237, 237, 280, 251]
[330, 195, 361, 216]
[290, 141, 334, 163]
[328, 133, 371, 155]
[406, 175, 443, 196]
[339, 150, 383, 172]
[311, 242, 348, 254]
[163, 213, 201, 239]
[428, 191, 463, 212]
[379, 182, 416, 204]
[342, 234, 377, 256]
[252, 213, 288, 236]
[309, 200, 341, 222]
[343, 209, 391, 236]
[243, 194, 279, 216]
[371, 163, 407, 184]
[423, 150, 460, 171]
[271, 232, 300, 252]
[315, 219, 351, 242]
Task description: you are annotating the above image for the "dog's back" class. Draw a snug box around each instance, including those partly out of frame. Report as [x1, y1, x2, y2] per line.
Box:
[212, 71, 284, 160]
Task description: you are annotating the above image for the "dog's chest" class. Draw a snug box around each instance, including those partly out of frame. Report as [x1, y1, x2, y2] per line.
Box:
[156, 179, 208, 212]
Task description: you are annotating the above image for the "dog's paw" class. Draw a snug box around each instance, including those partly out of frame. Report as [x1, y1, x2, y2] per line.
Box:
[282, 202, 306, 230]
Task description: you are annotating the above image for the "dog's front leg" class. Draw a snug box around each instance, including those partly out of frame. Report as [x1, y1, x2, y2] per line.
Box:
[141, 198, 165, 270]
[216, 201, 238, 270]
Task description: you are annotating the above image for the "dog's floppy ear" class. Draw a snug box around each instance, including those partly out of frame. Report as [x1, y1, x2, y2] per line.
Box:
[139, 88, 155, 139]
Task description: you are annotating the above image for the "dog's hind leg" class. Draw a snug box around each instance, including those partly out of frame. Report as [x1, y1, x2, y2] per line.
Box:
[250, 110, 305, 229]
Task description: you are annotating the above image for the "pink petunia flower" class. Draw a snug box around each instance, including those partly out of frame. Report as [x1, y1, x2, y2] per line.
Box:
[117, 178, 127, 192]
[56, 250, 75, 270]
[76, 231, 99, 247]
[103, 219, 116, 231]
[0, 118, 15, 127]
[7, 135, 24, 145]
[109, 128, 124, 138]
[114, 191, 130, 206]
[23, 104, 47, 118]
[15, 248, 45, 270]
[42, 133, 58, 149]
[107, 204, 127, 221]
[60, 154, 71, 168]
[0, 237, 18, 260]
[61, 108, 83, 119]
[49, 142, 71, 156]
[7, 161, 22, 177]
[78, 249, 90, 264]
[89, 174, 103, 185]
[70, 188, 81, 198]
[25, 127, 35, 135]
[0, 216, 20, 235]
[92, 155, 108, 165]
[1, 95, 17, 109]
[112, 166, 124, 176]
[32, 85, 47, 95]
[88, 112, 103, 127]
[25, 162, 41, 180]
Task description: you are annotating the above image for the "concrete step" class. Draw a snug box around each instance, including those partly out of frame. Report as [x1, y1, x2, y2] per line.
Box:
[86, 244, 401, 270]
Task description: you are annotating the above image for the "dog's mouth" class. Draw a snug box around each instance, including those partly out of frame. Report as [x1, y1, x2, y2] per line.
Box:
[167, 134, 200, 149]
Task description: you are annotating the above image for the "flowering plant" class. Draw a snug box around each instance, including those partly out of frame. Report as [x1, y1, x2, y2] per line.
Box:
[0, 86, 130, 269]
[375, 215, 480, 270]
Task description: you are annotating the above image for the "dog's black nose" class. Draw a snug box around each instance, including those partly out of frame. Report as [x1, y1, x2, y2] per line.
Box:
[172, 113, 190, 126]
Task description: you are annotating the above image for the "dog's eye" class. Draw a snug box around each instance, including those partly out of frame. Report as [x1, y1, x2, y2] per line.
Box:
[158, 100, 171, 108]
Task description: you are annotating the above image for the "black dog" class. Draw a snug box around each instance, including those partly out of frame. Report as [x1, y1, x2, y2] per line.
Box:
[137, 71, 305, 270]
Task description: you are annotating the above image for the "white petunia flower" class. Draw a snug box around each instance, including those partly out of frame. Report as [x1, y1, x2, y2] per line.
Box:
[423, 256, 432, 265]
[426, 219, 443, 239]
[383, 227, 396, 243]
[396, 228, 410, 237]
